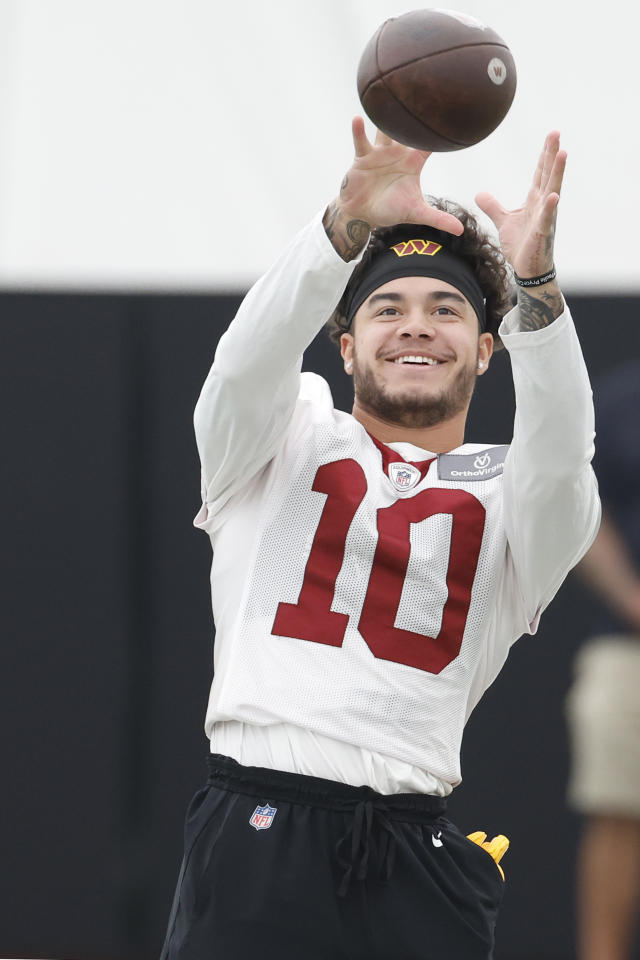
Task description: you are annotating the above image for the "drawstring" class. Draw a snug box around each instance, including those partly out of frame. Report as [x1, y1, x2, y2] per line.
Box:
[336, 797, 401, 897]
[205, 755, 447, 899]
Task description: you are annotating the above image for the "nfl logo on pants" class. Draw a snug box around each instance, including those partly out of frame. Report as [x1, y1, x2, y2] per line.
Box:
[249, 803, 277, 831]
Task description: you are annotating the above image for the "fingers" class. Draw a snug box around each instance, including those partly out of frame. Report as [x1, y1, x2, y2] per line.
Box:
[538, 191, 561, 236]
[548, 147, 567, 198]
[347, 115, 461, 234]
[532, 131, 558, 191]
[432, 207, 464, 236]
[352, 116, 372, 158]
[353, 116, 433, 161]
[475, 191, 509, 229]
[405, 198, 463, 235]
[374, 127, 394, 147]
[534, 135, 566, 232]
[532, 143, 545, 192]
[534, 131, 566, 197]
[539, 130, 561, 190]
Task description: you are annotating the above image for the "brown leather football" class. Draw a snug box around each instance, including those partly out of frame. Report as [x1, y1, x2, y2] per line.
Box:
[357, 9, 517, 152]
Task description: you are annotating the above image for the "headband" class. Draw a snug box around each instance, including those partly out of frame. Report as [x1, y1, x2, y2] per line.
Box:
[344, 225, 486, 332]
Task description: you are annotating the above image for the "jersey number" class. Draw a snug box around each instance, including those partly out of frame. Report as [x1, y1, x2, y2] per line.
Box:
[272, 459, 485, 673]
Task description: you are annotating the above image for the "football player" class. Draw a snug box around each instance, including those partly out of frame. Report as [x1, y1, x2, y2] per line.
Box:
[160, 120, 600, 960]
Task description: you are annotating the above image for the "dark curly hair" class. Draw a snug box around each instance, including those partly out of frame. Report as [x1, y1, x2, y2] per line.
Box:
[326, 198, 514, 351]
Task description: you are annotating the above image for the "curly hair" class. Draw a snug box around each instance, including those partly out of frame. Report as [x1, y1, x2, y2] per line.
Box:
[326, 198, 514, 351]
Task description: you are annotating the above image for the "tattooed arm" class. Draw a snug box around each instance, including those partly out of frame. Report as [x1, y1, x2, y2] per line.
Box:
[514, 219, 564, 331]
[517, 280, 564, 331]
[322, 194, 371, 263]
[477, 131, 567, 333]
[482, 133, 600, 622]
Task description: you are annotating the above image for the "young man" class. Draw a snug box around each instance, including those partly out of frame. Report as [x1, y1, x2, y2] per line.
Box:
[160, 121, 600, 960]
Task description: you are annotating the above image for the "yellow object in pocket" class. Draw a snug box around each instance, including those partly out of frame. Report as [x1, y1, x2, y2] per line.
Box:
[466, 831, 510, 881]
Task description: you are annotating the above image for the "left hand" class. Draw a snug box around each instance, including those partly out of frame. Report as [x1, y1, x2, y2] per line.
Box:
[475, 131, 567, 278]
[337, 117, 464, 234]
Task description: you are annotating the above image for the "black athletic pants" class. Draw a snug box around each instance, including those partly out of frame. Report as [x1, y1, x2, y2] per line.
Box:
[160, 755, 504, 960]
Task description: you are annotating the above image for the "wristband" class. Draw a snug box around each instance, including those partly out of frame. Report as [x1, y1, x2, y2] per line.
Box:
[514, 266, 556, 287]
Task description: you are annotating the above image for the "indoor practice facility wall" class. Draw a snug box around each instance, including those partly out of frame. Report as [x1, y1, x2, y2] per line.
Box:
[1, 290, 638, 960]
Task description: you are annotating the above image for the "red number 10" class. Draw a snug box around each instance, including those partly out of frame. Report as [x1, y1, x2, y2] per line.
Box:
[272, 459, 485, 674]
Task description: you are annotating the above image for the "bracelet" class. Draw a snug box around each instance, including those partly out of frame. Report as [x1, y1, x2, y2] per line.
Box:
[514, 266, 556, 287]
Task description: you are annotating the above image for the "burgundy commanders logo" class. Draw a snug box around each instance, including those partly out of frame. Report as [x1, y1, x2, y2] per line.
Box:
[390, 239, 442, 257]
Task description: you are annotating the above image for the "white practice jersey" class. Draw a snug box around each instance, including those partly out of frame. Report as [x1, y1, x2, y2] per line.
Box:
[193, 212, 600, 795]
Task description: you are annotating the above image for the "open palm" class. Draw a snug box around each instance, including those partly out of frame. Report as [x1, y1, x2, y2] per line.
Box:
[476, 131, 567, 277]
[339, 117, 463, 235]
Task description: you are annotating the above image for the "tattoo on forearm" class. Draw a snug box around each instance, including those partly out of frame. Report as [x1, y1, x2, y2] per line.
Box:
[345, 218, 370, 256]
[517, 287, 563, 331]
[323, 200, 370, 262]
[323, 200, 338, 234]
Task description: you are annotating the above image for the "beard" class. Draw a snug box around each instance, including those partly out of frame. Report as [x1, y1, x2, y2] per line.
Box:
[352, 350, 478, 429]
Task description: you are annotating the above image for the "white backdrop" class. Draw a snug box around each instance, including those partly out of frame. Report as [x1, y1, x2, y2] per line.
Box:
[0, 0, 636, 291]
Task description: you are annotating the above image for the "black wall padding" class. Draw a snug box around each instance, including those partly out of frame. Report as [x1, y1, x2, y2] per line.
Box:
[1, 291, 638, 960]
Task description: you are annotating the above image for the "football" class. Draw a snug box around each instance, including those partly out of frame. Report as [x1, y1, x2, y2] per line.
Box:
[357, 9, 517, 151]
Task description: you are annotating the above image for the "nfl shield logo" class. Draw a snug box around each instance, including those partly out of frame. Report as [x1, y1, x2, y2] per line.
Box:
[249, 803, 278, 831]
[389, 462, 421, 491]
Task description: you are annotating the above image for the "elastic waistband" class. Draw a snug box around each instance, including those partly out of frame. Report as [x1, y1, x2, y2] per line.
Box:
[207, 754, 447, 820]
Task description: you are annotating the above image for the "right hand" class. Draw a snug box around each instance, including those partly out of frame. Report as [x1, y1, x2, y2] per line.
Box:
[330, 116, 464, 234]
[475, 130, 566, 278]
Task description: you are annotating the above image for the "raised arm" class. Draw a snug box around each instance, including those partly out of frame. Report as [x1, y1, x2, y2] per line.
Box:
[193, 215, 356, 527]
[478, 133, 600, 624]
[476, 131, 566, 329]
[194, 118, 464, 525]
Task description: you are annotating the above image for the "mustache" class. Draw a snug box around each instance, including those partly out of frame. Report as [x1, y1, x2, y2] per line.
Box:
[377, 345, 456, 362]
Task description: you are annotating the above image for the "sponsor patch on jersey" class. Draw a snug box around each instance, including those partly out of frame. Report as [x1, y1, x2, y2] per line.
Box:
[389, 461, 422, 491]
[438, 445, 510, 481]
[249, 803, 278, 831]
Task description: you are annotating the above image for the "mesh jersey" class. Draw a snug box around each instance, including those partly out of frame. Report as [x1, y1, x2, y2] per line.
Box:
[194, 212, 600, 792]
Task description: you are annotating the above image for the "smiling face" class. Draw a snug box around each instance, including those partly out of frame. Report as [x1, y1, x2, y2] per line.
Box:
[340, 276, 494, 434]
